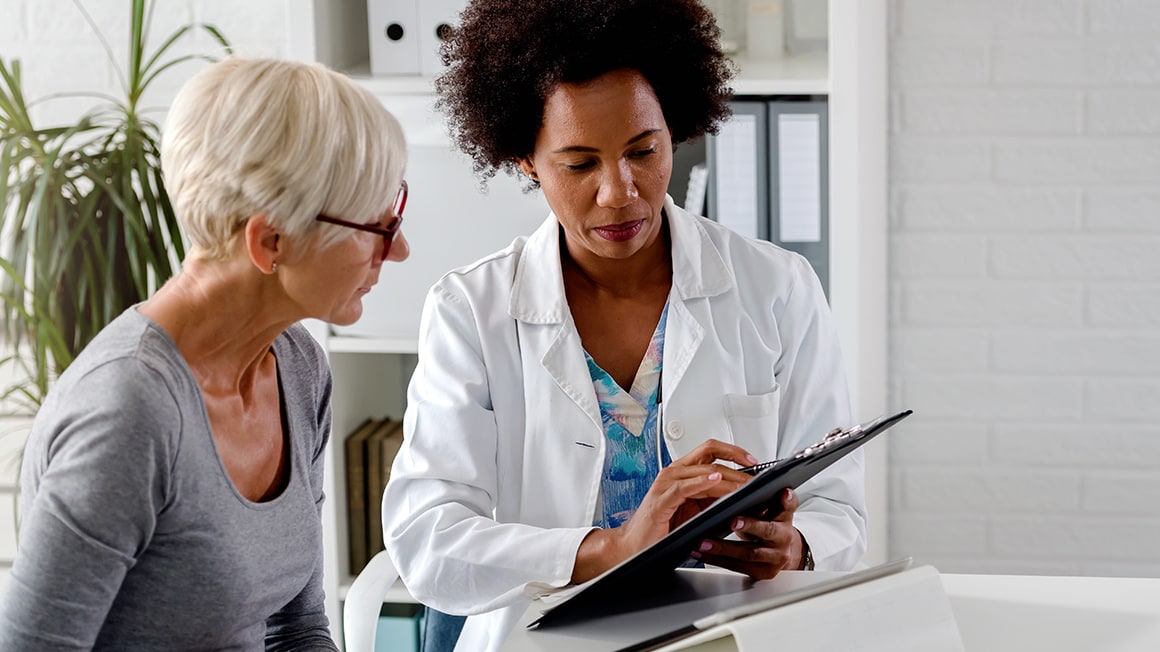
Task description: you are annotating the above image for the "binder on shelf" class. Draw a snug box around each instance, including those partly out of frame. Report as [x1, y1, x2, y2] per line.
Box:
[366, 419, 406, 558]
[705, 98, 829, 297]
[345, 417, 383, 575]
[706, 101, 768, 241]
[417, 0, 465, 77]
[367, 0, 421, 75]
[769, 101, 829, 297]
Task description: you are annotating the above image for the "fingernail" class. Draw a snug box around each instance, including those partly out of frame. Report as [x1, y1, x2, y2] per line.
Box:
[690, 551, 702, 559]
[708, 472, 721, 481]
[746, 454, 759, 464]
[699, 540, 713, 552]
[733, 518, 744, 530]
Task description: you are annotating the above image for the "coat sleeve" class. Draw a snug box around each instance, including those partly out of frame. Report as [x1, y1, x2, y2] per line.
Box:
[772, 254, 867, 570]
[383, 282, 593, 616]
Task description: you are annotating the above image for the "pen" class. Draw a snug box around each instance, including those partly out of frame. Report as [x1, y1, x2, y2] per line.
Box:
[737, 460, 777, 476]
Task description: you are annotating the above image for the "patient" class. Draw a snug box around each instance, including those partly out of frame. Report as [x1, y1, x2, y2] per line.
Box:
[0, 56, 409, 650]
[383, 1, 865, 650]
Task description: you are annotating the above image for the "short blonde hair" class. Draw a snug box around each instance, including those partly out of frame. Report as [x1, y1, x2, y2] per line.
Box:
[162, 57, 406, 259]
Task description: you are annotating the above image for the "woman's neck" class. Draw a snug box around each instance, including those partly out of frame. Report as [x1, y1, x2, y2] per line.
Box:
[137, 256, 295, 396]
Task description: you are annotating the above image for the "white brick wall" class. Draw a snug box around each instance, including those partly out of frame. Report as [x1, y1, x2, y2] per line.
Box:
[0, 0, 290, 576]
[0, 0, 287, 125]
[891, 0, 1160, 576]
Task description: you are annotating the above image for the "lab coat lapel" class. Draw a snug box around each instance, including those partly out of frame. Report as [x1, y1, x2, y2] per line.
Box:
[540, 319, 603, 435]
[509, 214, 604, 436]
[662, 198, 734, 413]
[660, 298, 704, 407]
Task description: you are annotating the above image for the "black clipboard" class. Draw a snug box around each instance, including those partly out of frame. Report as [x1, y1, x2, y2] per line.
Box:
[527, 409, 914, 629]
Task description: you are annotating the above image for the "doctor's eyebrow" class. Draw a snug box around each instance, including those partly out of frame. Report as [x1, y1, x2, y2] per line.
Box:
[550, 129, 663, 154]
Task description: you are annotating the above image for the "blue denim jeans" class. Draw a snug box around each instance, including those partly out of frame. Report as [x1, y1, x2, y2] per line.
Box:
[420, 607, 466, 652]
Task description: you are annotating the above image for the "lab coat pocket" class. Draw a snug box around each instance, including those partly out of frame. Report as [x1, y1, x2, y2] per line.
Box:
[723, 387, 781, 452]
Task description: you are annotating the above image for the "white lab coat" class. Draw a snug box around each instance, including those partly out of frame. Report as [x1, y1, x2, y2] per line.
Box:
[384, 197, 865, 652]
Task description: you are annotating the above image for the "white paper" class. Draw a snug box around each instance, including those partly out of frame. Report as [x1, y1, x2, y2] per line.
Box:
[713, 114, 761, 239]
[684, 163, 709, 215]
[777, 113, 821, 243]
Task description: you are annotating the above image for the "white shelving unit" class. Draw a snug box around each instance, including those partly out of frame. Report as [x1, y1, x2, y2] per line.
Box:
[289, 1, 887, 645]
[327, 336, 419, 355]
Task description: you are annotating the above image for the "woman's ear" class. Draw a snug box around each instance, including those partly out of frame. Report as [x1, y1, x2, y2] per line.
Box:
[516, 158, 538, 182]
[243, 214, 281, 274]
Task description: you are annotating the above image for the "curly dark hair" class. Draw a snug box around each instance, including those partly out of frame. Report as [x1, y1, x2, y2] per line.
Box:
[435, 0, 735, 183]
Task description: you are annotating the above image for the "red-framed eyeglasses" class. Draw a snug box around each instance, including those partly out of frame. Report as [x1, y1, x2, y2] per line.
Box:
[315, 180, 407, 259]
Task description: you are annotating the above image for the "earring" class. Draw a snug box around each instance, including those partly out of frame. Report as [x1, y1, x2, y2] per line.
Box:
[271, 262, 278, 273]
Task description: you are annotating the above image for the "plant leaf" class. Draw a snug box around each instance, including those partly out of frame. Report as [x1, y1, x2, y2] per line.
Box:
[1, 0, 225, 410]
[140, 25, 193, 81]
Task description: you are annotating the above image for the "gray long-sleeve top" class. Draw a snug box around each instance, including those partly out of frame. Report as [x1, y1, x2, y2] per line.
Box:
[0, 309, 339, 651]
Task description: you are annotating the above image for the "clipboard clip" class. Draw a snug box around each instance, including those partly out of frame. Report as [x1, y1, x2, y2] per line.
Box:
[793, 421, 868, 460]
[737, 412, 904, 476]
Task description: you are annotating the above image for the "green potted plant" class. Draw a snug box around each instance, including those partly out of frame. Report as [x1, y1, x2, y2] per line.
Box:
[0, 0, 230, 413]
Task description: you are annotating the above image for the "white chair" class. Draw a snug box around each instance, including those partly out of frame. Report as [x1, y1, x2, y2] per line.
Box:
[343, 550, 401, 652]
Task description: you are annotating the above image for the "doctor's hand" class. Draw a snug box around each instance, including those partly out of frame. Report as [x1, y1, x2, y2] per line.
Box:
[571, 439, 757, 584]
[689, 487, 806, 581]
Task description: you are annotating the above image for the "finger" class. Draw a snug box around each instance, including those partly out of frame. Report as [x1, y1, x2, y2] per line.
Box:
[658, 473, 750, 504]
[672, 438, 761, 469]
[656, 462, 752, 489]
[689, 542, 791, 581]
[729, 517, 797, 549]
[691, 553, 786, 581]
[648, 472, 726, 515]
[773, 488, 799, 523]
[730, 492, 798, 540]
[713, 463, 758, 485]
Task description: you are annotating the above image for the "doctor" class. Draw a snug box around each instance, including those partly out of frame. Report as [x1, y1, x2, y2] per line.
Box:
[383, 1, 866, 650]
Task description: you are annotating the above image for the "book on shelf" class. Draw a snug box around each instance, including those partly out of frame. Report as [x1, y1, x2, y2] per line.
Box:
[366, 418, 405, 560]
[344, 417, 382, 575]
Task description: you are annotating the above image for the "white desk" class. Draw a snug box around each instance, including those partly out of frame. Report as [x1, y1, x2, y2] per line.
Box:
[942, 573, 1160, 652]
[503, 569, 1160, 652]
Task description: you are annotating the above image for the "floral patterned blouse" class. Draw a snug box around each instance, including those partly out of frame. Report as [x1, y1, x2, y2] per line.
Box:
[588, 303, 672, 529]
